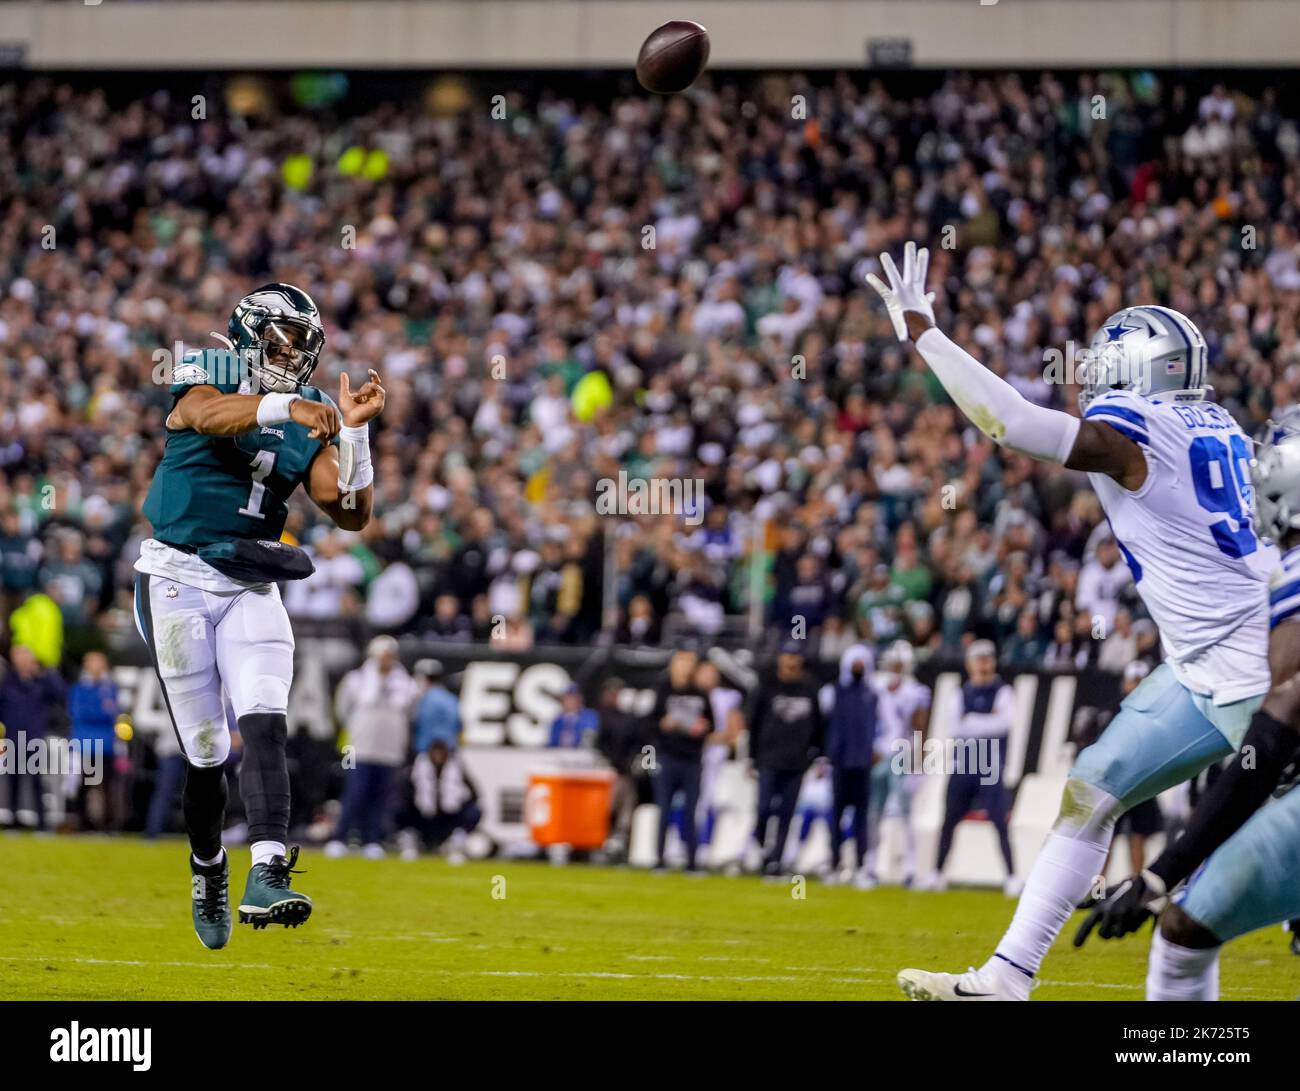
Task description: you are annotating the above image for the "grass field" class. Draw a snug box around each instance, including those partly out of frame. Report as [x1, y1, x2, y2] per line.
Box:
[2, 834, 1296, 1001]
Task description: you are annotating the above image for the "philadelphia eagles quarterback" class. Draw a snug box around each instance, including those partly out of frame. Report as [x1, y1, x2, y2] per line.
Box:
[135, 283, 384, 950]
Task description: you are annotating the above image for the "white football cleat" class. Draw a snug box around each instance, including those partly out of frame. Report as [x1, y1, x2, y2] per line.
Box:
[897, 961, 1031, 1002]
[323, 839, 348, 859]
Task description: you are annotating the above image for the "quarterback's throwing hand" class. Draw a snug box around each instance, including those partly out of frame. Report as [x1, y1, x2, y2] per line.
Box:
[866, 240, 937, 342]
[290, 398, 342, 442]
[340, 369, 386, 428]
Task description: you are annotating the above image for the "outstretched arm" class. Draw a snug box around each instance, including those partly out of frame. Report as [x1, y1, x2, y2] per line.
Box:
[869, 243, 1147, 490]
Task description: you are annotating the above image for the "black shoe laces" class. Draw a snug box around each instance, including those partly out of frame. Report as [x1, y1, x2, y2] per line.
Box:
[262, 845, 304, 891]
[198, 865, 229, 923]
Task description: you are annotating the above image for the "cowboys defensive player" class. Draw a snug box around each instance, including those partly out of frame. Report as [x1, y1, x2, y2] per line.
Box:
[870, 243, 1274, 1000]
[1075, 414, 1300, 999]
[135, 284, 384, 949]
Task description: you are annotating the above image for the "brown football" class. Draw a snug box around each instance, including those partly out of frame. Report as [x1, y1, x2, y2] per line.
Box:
[635, 20, 710, 95]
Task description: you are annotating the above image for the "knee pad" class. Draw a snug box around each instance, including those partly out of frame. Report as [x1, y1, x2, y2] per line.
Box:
[1052, 777, 1123, 840]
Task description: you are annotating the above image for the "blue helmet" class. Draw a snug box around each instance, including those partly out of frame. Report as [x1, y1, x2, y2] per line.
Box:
[1078, 306, 1207, 411]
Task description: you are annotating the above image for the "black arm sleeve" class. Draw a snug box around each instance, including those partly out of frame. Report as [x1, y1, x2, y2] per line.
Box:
[1149, 709, 1300, 890]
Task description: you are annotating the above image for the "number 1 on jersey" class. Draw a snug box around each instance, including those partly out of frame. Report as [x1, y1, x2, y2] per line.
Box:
[238, 451, 277, 519]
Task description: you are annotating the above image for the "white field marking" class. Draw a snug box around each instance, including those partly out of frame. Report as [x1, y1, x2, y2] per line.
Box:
[0, 955, 276, 971]
[319, 930, 462, 943]
[475, 971, 810, 983]
[782, 964, 1130, 992]
[0, 955, 1272, 999]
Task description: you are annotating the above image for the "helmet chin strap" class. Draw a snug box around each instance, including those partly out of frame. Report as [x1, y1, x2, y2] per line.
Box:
[254, 365, 300, 394]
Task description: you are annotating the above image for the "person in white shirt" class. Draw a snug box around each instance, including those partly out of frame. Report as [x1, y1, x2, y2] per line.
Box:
[1097, 608, 1139, 673]
[869, 641, 931, 885]
[399, 740, 482, 863]
[695, 661, 744, 852]
[283, 531, 366, 619]
[325, 636, 420, 859]
[1074, 535, 1132, 635]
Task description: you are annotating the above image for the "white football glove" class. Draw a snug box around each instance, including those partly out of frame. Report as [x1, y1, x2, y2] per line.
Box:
[866, 240, 936, 342]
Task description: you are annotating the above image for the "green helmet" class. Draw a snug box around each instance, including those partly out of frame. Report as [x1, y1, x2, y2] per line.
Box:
[227, 283, 326, 393]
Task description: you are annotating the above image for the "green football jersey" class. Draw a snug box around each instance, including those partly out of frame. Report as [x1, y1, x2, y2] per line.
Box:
[142, 348, 339, 550]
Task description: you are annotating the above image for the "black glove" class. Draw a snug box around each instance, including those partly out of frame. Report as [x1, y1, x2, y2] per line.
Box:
[1072, 871, 1169, 948]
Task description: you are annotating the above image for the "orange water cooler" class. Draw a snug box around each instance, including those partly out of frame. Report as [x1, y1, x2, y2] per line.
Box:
[525, 768, 614, 849]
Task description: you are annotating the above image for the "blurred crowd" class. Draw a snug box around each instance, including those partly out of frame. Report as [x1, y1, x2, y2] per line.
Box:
[1, 68, 1298, 685]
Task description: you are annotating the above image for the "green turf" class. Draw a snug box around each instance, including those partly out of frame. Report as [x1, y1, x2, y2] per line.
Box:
[1, 834, 1295, 1000]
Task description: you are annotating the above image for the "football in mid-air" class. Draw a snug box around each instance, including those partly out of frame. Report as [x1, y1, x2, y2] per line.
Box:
[635, 20, 710, 94]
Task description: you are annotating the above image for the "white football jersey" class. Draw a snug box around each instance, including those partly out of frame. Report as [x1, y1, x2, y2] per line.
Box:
[875, 675, 931, 756]
[1084, 390, 1275, 704]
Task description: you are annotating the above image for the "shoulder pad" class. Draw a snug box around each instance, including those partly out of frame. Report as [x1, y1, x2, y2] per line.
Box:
[171, 347, 246, 389]
[1083, 390, 1151, 445]
[171, 350, 211, 387]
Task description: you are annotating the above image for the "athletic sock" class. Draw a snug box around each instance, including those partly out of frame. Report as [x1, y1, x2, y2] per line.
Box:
[983, 953, 1033, 1000]
[183, 763, 228, 861]
[1146, 930, 1220, 1001]
[192, 849, 225, 869]
[992, 828, 1110, 976]
[251, 840, 287, 868]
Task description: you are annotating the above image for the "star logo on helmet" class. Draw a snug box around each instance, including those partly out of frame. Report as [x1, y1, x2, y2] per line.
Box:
[1103, 318, 1143, 342]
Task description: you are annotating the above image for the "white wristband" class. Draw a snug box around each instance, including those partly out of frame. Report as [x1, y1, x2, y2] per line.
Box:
[257, 392, 301, 426]
[338, 424, 373, 492]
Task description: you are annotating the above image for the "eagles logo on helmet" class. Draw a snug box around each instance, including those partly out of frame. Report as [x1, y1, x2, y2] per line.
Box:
[224, 283, 327, 394]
